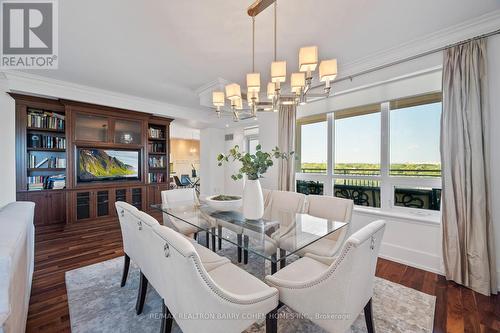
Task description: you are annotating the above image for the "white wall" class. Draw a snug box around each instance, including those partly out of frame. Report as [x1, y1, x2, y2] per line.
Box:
[170, 122, 200, 140]
[487, 34, 500, 287]
[0, 78, 16, 208]
[199, 128, 225, 197]
[223, 126, 245, 196]
[257, 112, 279, 190]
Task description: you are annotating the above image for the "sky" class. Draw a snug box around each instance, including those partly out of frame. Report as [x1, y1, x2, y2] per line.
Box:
[106, 150, 139, 173]
[300, 102, 442, 164]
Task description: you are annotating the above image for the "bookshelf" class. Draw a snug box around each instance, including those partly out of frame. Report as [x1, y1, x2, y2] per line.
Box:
[147, 121, 169, 184]
[26, 108, 67, 191]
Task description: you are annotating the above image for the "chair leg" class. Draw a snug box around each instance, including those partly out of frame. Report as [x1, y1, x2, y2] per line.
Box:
[237, 234, 243, 263]
[243, 235, 249, 265]
[266, 307, 278, 333]
[217, 225, 222, 250]
[271, 253, 278, 274]
[364, 298, 376, 333]
[205, 231, 210, 248]
[120, 254, 130, 287]
[135, 271, 148, 315]
[279, 249, 286, 269]
[160, 300, 173, 333]
[211, 227, 216, 251]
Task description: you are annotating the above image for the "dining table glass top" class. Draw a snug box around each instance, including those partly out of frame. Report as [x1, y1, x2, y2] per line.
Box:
[151, 203, 347, 263]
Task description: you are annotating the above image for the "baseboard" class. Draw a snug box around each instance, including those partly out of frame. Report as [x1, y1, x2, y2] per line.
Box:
[379, 241, 444, 275]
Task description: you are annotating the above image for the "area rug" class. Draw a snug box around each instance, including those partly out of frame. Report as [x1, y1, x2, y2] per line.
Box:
[66, 240, 435, 333]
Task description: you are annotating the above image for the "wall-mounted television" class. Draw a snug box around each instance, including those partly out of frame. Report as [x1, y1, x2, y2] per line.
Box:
[77, 148, 140, 182]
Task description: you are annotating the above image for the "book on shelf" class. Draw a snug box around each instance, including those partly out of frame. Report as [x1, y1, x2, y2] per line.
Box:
[149, 142, 165, 153]
[28, 134, 66, 149]
[148, 127, 164, 139]
[27, 174, 66, 190]
[27, 109, 65, 130]
[148, 173, 165, 183]
[28, 155, 66, 169]
[148, 156, 165, 168]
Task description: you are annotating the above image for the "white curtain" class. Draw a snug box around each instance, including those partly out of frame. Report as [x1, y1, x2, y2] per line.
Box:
[441, 38, 497, 296]
[278, 103, 296, 191]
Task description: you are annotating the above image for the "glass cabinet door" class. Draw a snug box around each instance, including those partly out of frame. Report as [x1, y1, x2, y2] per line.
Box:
[114, 119, 142, 144]
[76, 192, 91, 220]
[74, 113, 109, 142]
[96, 190, 110, 217]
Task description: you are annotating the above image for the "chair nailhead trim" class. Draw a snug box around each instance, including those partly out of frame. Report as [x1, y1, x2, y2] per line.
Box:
[164, 242, 170, 257]
[190, 255, 278, 305]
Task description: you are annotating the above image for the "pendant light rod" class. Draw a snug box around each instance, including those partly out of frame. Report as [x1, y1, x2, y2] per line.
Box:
[273, 0, 277, 61]
[252, 16, 255, 72]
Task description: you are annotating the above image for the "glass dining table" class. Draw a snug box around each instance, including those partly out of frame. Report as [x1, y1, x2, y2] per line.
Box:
[151, 203, 347, 274]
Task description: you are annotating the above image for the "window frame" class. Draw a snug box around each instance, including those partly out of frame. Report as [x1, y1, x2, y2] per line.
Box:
[296, 93, 442, 217]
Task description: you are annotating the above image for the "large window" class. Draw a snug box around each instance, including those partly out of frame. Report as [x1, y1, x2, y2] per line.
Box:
[296, 92, 442, 213]
[390, 93, 442, 177]
[334, 104, 381, 176]
[296, 115, 327, 174]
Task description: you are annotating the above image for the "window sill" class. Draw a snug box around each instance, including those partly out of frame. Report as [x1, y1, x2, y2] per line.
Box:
[353, 206, 441, 225]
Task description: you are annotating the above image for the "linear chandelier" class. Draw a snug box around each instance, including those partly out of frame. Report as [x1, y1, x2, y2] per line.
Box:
[212, 0, 338, 121]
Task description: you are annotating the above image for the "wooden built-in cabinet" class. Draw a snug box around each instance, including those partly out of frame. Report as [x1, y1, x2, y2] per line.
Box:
[70, 186, 146, 222]
[12, 93, 172, 225]
[17, 190, 66, 226]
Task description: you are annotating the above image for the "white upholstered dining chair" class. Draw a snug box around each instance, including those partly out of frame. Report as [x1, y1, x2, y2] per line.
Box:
[263, 190, 307, 221]
[115, 202, 229, 315]
[298, 195, 354, 257]
[149, 222, 279, 333]
[265, 220, 386, 333]
[161, 188, 208, 241]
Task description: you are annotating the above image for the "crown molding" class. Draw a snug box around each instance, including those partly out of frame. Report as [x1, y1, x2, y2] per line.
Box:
[0, 70, 215, 128]
[339, 10, 500, 79]
[195, 77, 229, 96]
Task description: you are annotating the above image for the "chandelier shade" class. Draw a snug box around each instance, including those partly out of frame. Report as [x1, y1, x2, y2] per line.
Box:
[225, 83, 242, 101]
[212, 91, 225, 107]
[271, 61, 287, 83]
[291, 72, 305, 93]
[246, 73, 261, 92]
[319, 59, 338, 82]
[299, 46, 318, 72]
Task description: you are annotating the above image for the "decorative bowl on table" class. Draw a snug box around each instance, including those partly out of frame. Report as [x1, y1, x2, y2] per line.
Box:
[205, 195, 242, 211]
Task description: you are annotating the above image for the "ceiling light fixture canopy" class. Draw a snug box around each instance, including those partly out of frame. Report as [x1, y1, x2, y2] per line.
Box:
[212, 0, 338, 121]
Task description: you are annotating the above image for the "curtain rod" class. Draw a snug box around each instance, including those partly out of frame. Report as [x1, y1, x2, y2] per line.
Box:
[328, 28, 500, 85]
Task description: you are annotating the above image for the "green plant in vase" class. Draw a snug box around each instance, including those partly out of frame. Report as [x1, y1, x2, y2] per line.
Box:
[217, 144, 293, 219]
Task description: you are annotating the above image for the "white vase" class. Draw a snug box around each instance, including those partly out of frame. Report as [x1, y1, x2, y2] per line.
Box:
[243, 179, 264, 220]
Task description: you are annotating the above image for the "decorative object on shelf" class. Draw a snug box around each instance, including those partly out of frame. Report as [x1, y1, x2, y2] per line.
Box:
[205, 194, 243, 211]
[217, 144, 293, 219]
[211, 0, 337, 121]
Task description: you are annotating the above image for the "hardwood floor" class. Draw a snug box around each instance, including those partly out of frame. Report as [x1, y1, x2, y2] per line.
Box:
[27, 217, 500, 333]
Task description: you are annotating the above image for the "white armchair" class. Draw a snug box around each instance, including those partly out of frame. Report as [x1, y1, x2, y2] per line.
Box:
[265, 220, 386, 333]
[150, 223, 279, 333]
[298, 195, 354, 257]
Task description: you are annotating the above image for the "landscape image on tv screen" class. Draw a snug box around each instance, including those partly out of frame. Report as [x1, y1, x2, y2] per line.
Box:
[78, 149, 139, 181]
